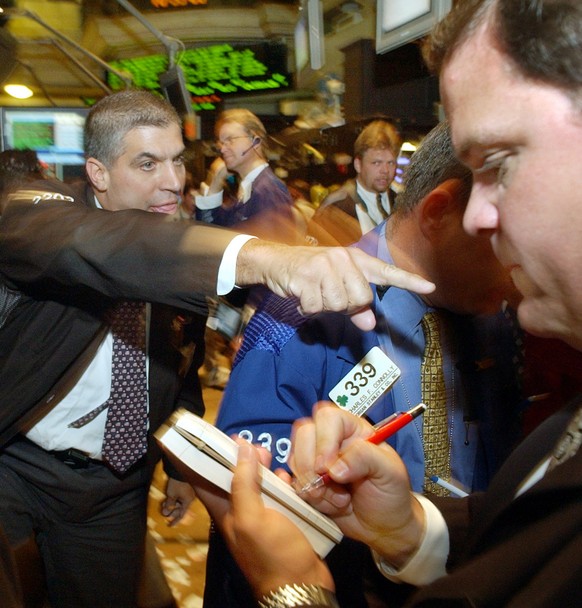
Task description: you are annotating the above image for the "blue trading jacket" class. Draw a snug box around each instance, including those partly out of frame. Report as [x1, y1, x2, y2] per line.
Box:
[216, 224, 523, 493]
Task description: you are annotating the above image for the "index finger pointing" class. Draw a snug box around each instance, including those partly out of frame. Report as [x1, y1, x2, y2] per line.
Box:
[347, 249, 435, 295]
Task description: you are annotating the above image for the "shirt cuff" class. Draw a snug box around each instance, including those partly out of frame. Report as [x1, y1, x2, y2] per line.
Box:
[195, 190, 222, 210]
[372, 493, 449, 586]
[217, 234, 256, 295]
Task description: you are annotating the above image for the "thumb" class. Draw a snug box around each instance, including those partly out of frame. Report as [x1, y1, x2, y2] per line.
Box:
[231, 441, 263, 527]
[349, 307, 376, 331]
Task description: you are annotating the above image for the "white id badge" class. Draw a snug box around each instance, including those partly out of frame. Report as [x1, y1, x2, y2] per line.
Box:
[328, 347, 400, 417]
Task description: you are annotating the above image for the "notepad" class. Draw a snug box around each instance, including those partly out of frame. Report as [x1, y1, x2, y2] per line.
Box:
[155, 409, 343, 558]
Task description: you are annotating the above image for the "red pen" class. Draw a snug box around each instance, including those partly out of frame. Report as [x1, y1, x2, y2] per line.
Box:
[298, 403, 427, 494]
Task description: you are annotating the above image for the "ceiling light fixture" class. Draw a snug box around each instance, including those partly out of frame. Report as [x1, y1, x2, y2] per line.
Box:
[401, 141, 418, 153]
[4, 83, 33, 99]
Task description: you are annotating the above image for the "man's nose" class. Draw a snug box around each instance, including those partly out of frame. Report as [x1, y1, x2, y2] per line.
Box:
[162, 163, 183, 191]
[463, 185, 498, 237]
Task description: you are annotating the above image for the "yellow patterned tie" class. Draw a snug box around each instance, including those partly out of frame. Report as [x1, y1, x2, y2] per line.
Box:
[547, 404, 582, 472]
[421, 312, 451, 496]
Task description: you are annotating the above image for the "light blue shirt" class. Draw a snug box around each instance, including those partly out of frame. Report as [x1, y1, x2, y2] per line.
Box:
[217, 223, 501, 495]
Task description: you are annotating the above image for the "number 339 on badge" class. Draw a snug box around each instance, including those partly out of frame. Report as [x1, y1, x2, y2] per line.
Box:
[328, 347, 401, 417]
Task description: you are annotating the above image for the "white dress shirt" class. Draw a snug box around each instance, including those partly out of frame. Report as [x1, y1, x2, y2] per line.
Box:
[25, 195, 254, 457]
[373, 458, 553, 586]
[355, 181, 389, 233]
[195, 163, 269, 209]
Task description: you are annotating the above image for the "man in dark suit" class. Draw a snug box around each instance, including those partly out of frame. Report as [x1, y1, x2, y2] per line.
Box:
[202, 120, 523, 608]
[193, 2, 582, 606]
[0, 90, 433, 607]
[194, 108, 299, 389]
[309, 119, 401, 246]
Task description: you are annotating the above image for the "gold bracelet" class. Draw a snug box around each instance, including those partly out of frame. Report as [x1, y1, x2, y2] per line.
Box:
[258, 583, 339, 608]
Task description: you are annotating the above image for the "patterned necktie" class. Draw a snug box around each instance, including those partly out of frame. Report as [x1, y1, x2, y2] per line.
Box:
[421, 312, 451, 496]
[102, 301, 148, 473]
[68, 301, 148, 473]
[547, 404, 582, 472]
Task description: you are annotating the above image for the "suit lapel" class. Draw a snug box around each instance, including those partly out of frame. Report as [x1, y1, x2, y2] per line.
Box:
[467, 396, 582, 550]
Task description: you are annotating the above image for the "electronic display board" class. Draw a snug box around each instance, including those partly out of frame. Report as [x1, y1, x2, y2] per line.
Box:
[0, 107, 88, 180]
[1, 108, 86, 162]
[108, 42, 290, 112]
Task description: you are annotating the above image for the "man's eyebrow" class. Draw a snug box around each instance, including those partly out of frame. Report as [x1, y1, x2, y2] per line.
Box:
[132, 148, 186, 164]
[455, 139, 475, 164]
[455, 138, 485, 168]
[132, 151, 159, 163]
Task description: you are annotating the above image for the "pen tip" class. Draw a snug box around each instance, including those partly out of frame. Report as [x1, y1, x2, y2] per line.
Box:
[298, 476, 325, 495]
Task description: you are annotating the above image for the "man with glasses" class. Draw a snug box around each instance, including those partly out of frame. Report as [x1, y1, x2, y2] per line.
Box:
[195, 108, 295, 240]
[195, 108, 298, 388]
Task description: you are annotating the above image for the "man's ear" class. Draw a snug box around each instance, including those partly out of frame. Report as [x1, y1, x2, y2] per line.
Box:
[418, 178, 464, 240]
[85, 157, 108, 192]
[353, 156, 362, 175]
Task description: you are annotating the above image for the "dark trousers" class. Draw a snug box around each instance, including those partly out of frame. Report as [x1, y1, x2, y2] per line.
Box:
[0, 524, 22, 608]
[0, 437, 151, 607]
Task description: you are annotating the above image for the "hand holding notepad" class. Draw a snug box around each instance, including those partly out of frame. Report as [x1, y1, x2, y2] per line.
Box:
[155, 409, 343, 558]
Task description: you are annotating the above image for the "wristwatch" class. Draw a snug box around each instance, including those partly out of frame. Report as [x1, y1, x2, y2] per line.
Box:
[258, 583, 339, 608]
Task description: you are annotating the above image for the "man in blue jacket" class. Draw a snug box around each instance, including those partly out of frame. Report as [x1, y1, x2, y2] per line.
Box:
[204, 121, 523, 607]
[194, 108, 295, 239]
[195, 108, 300, 388]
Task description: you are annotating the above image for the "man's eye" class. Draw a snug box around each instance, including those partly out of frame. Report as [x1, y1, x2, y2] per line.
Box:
[141, 161, 156, 171]
[475, 152, 511, 186]
[475, 159, 499, 175]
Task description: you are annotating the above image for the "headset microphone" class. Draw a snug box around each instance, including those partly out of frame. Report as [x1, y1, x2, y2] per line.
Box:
[241, 136, 261, 156]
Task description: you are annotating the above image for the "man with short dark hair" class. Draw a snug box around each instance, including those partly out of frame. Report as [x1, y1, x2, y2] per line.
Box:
[0, 90, 432, 607]
[203, 120, 522, 608]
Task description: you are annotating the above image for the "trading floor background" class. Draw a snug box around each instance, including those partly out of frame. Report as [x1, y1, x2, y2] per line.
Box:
[147, 386, 222, 608]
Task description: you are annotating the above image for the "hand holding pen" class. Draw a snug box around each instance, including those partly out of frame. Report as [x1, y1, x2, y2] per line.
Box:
[298, 403, 426, 494]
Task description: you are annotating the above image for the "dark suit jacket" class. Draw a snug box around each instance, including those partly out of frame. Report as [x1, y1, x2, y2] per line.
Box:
[0, 179, 234, 454]
[309, 179, 397, 246]
[409, 395, 582, 606]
